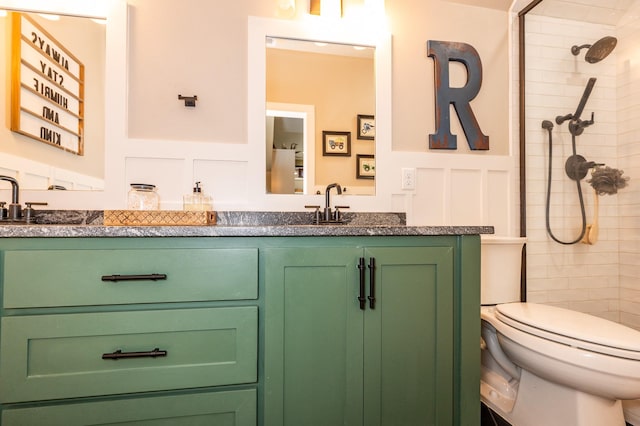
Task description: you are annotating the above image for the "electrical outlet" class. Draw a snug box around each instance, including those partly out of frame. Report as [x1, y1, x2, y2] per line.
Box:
[401, 168, 416, 190]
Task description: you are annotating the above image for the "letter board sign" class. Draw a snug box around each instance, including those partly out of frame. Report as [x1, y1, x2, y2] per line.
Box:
[10, 13, 84, 155]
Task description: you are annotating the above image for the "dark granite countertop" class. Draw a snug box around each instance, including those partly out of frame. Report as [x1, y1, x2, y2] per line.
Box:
[0, 210, 494, 238]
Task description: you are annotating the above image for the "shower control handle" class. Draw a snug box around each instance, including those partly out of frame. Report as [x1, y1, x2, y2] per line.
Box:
[565, 155, 589, 181]
[565, 155, 602, 181]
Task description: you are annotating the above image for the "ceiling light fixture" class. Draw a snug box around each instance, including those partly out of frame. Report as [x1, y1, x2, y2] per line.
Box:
[309, 0, 342, 18]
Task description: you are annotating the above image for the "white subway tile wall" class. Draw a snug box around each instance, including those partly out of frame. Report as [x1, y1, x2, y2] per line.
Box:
[525, 13, 633, 326]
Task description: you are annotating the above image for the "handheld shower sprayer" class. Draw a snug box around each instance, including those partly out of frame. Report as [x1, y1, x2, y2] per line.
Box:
[555, 78, 597, 136]
[542, 118, 588, 245]
[542, 77, 601, 245]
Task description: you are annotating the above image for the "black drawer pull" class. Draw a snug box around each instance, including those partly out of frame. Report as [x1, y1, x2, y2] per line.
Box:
[102, 348, 167, 360]
[101, 274, 167, 282]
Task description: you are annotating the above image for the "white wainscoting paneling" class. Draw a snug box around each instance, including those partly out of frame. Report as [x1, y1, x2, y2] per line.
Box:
[389, 152, 516, 235]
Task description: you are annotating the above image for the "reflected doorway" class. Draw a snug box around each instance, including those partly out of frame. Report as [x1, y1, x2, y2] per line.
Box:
[266, 103, 315, 194]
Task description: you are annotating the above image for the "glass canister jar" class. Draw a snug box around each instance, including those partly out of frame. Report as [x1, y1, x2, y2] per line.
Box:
[127, 183, 160, 210]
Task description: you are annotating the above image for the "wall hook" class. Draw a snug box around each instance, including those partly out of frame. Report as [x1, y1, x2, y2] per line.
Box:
[178, 94, 198, 107]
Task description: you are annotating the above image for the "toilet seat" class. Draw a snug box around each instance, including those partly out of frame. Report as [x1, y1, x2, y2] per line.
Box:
[494, 303, 640, 361]
[485, 304, 640, 401]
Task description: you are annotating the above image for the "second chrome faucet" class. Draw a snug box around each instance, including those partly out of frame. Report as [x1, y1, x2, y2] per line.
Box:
[305, 183, 349, 224]
[324, 183, 342, 222]
[0, 175, 47, 223]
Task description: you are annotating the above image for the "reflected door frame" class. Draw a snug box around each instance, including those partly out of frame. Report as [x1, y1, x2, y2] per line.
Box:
[266, 102, 315, 194]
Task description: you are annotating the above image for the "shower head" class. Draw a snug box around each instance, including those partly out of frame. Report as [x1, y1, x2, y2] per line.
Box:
[542, 120, 554, 130]
[571, 36, 617, 64]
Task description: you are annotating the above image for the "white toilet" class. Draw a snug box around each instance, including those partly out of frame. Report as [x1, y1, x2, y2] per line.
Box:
[480, 235, 640, 426]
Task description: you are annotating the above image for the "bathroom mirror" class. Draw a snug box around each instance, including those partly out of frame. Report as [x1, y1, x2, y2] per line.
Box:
[265, 38, 374, 195]
[248, 16, 391, 199]
[0, 6, 106, 191]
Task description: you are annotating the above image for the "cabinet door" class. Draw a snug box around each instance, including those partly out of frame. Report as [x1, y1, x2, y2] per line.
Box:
[364, 246, 454, 426]
[264, 247, 363, 426]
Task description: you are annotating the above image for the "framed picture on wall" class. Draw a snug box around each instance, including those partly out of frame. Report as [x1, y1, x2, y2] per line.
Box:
[357, 115, 375, 140]
[322, 131, 351, 156]
[356, 154, 375, 179]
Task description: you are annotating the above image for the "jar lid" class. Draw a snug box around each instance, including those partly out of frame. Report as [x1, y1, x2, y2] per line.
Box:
[130, 183, 156, 191]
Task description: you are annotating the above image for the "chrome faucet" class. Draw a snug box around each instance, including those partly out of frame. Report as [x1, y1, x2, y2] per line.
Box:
[304, 183, 349, 224]
[0, 176, 47, 222]
[324, 183, 342, 222]
[0, 175, 21, 220]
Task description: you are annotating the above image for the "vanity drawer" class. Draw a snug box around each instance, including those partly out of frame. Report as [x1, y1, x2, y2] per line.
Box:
[2, 248, 258, 308]
[0, 307, 258, 403]
[1, 388, 257, 426]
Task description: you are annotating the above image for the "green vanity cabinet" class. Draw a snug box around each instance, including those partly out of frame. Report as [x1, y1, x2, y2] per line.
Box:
[263, 236, 480, 426]
[0, 234, 480, 426]
[0, 238, 259, 426]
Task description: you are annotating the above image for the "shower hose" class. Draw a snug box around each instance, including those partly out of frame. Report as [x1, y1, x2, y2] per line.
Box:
[544, 124, 587, 245]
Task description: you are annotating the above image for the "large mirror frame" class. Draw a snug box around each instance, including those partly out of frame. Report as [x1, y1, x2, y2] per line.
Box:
[247, 15, 392, 211]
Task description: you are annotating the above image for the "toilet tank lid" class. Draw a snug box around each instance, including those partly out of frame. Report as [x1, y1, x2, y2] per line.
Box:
[480, 235, 527, 244]
[496, 303, 640, 353]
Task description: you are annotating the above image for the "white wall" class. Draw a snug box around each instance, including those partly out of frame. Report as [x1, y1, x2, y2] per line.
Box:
[386, 0, 517, 233]
[3, 0, 517, 238]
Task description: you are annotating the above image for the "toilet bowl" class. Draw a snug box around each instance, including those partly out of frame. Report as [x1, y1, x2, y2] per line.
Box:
[480, 236, 640, 426]
[482, 303, 640, 425]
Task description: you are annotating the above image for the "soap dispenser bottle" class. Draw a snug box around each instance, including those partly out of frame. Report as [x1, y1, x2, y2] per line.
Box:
[183, 181, 213, 211]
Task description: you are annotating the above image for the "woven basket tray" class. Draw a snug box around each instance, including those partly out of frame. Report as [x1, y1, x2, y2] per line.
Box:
[104, 210, 216, 226]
